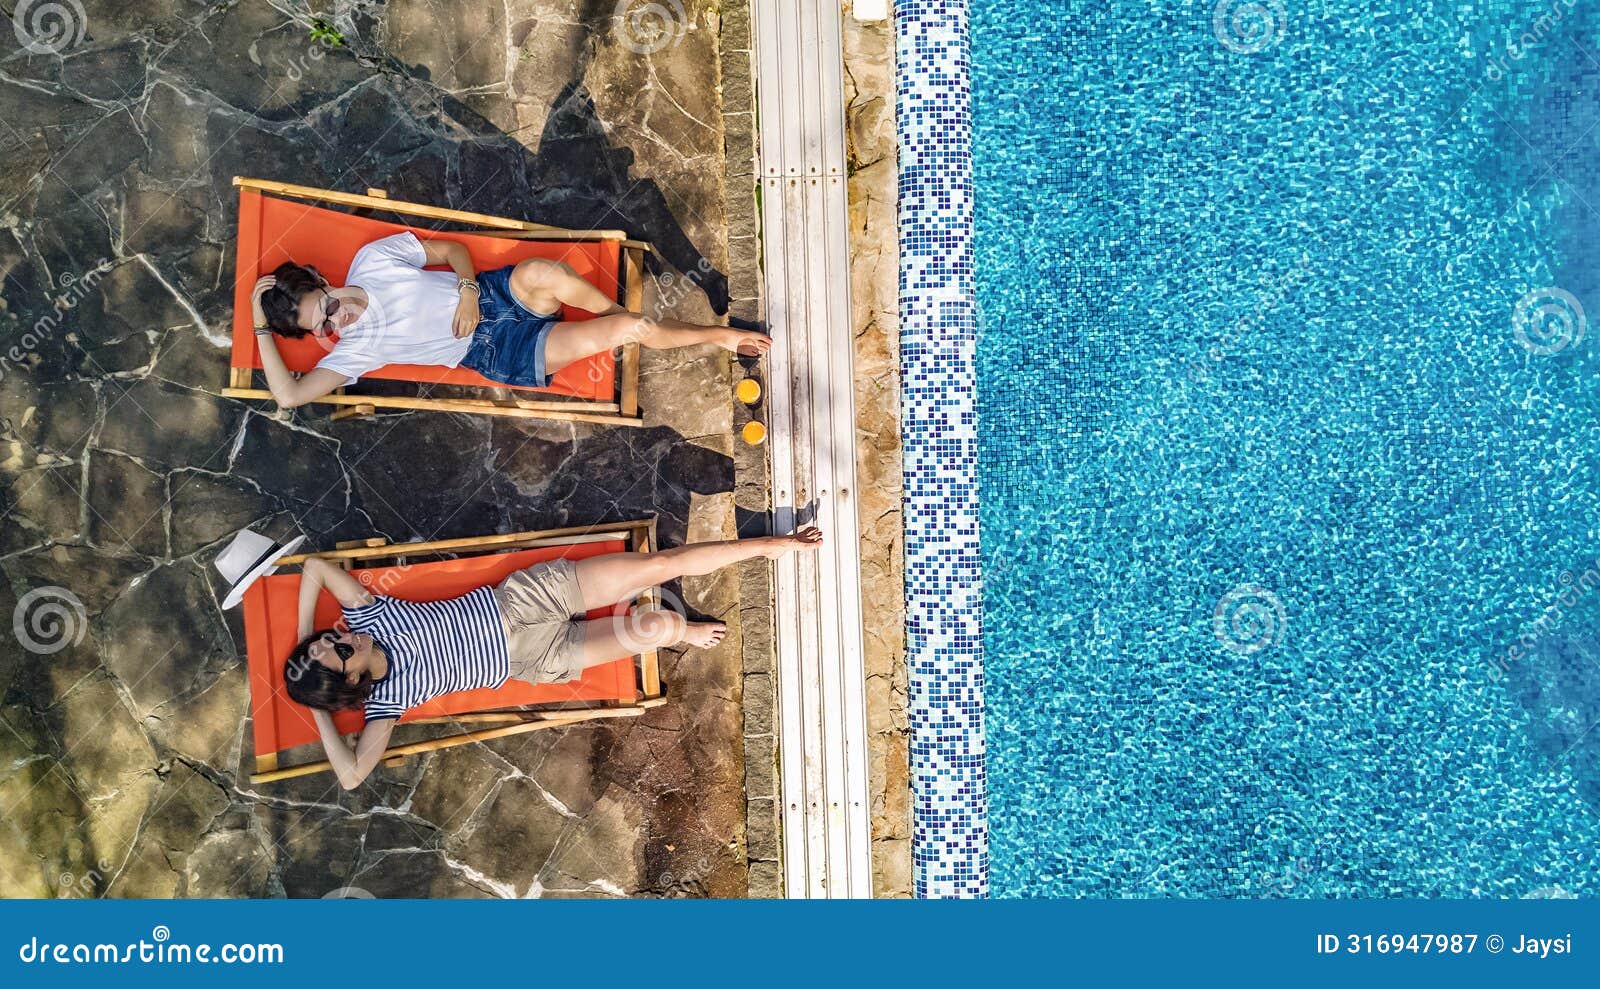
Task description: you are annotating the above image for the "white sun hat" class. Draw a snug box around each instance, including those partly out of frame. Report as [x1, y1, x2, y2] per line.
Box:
[216, 529, 306, 609]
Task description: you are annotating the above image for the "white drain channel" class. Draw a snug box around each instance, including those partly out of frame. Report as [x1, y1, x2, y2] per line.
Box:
[752, 0, 873, 898]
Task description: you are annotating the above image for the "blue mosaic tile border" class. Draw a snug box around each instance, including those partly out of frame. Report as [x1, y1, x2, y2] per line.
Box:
[896, 0, 987, 898]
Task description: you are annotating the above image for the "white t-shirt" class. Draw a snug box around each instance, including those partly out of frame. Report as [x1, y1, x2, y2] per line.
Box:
[314, 232, 470, 384]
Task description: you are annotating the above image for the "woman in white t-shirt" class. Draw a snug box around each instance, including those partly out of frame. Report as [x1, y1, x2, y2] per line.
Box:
[249, 231, 772, 409]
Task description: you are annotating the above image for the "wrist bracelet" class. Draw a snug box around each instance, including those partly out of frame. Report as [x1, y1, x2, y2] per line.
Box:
[458, 278, 480, 293]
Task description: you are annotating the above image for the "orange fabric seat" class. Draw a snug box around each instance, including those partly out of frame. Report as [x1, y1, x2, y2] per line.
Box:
[242, 539, 635, 760]
[230, 189, 617, 400]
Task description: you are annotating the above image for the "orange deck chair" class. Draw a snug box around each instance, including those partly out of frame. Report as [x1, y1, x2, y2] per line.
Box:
[227, 177, 651, 427]
[242, 520, 665, 783]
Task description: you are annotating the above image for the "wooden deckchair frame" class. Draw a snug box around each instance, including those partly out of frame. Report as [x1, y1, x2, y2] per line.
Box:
[224, 177, 650, 427]
[249, 519, 664, 783]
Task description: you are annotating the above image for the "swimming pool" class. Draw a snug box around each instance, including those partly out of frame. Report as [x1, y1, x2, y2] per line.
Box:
[974, 0, 1600, 896]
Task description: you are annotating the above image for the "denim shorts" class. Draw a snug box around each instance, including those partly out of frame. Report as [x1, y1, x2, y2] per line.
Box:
[460, 265, 561, 388]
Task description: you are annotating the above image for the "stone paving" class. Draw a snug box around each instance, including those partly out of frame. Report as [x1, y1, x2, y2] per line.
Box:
[0, 0, 759, 898]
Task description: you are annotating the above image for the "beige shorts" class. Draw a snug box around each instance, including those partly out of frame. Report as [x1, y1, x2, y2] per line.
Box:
[492, 559, 588, 684]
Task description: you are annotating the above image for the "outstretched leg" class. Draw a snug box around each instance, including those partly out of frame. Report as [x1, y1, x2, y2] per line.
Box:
[505, 257, 773, 377]
[575, 611, 728, 668]
[543, 313, 773, 377]
[572, 527, 824, 613]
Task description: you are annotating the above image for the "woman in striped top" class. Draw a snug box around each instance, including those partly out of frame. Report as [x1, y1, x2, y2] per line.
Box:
[283, 527, 823, 789]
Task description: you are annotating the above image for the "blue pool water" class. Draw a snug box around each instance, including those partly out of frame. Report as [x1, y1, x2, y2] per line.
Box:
[974, 0, 1600, 896]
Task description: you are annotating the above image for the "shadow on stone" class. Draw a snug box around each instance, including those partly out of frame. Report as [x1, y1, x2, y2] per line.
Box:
[1505, 630, 1600, 813]
[0, 0, 743, 899]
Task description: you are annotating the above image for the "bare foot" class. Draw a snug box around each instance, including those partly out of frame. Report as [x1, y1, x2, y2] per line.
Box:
[759, 526, 824, 559]
[716, 328, 774, 357]
[680, 621, 727, 649]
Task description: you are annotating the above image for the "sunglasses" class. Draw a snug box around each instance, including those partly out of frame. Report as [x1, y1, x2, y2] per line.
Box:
[316, 289, 341, 336]
[319, 631, 355, 669]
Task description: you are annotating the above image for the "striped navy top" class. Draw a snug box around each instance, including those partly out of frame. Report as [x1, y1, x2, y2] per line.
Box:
[342, 589, 510, 722]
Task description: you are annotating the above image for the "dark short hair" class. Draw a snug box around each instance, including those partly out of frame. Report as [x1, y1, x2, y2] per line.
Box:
[259, 262, 325, 339]
[283, 629, 374, 712]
